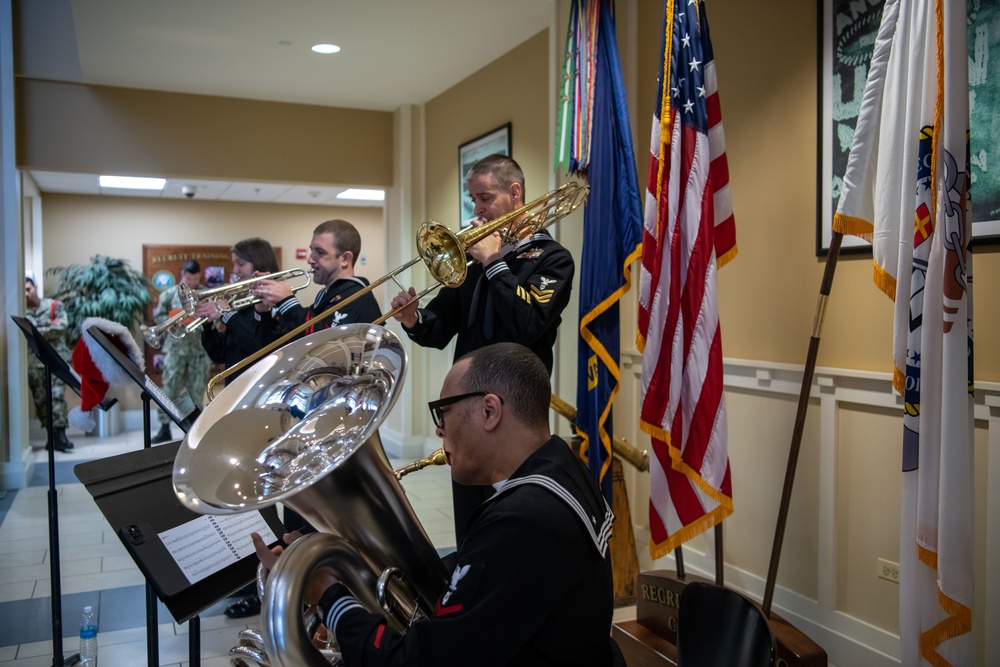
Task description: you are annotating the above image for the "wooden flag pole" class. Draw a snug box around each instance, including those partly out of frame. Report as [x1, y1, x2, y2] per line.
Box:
[761, 232, 844, 618]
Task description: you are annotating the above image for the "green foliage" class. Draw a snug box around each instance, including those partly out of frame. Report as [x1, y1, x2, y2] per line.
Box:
[47, 255, 153, 345]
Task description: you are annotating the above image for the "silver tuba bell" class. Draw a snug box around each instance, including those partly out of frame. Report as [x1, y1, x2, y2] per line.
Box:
[174, 324, 448, 667]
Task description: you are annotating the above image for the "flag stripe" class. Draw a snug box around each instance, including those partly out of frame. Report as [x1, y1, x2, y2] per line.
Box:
[639, 0, 735, 559]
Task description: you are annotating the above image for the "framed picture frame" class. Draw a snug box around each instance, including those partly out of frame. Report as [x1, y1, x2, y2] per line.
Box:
[458, 123, 511, 228]
[818, 0, 1000, 255]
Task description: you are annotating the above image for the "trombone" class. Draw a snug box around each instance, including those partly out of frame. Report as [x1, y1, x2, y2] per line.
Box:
[206, 180, 589, 398]
[141, 268, 312, 349]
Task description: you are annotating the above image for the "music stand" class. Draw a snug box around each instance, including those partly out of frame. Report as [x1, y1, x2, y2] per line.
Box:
[12, 315, 117, 667]
[75, 325, 282, 667]
[73, 443, 284, 622]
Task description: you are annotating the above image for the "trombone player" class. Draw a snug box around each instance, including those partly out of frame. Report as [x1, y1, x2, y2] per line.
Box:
[256, 219, 382, 336]
[390, 154, 576, 542]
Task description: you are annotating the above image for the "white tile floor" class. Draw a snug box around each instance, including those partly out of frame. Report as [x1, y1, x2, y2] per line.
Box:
[0, 426, 461, 666]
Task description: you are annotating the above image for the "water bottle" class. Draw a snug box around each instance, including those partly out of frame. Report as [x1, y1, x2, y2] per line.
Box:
[79, 605, 98, 664]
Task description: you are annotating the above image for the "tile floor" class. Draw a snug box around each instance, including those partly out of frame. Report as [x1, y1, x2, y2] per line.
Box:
[0, 426, 460, 666]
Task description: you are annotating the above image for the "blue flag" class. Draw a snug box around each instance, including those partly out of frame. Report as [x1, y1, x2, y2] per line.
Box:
[573, 0, 642, 503]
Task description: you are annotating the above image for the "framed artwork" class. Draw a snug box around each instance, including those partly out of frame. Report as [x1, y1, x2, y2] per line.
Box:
[458, 122, 511, 228]
[818, 0, 1000, 255]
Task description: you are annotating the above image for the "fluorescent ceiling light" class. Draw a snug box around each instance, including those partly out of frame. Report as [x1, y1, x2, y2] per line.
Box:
[337, 188, 385, 201]
[311, 43, 341, 54]
[99, 175, 166, 190]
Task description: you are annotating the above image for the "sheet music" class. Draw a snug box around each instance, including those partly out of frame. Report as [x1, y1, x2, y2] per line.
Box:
[143, 376, 184, 423]
[158, 512, 277, 585]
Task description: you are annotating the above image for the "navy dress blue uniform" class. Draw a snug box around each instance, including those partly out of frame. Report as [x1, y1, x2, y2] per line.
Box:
[318, 436, 615, 667]
[403, 231, 575, 542]
[273, 277, 382, 338]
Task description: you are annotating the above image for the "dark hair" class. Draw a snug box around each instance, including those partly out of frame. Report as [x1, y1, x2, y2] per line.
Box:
[25, 276, 35, 286]
[232, 237, 279, 274]
[182, 259, 201, 274]
[458, 342, 550, 428]
[466, 154, 525, 197]
[314, 219, 361, 267]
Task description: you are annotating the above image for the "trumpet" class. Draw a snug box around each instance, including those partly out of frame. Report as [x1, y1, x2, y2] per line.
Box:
[141, 268, 312, 349]
[207, 181, 589, 397]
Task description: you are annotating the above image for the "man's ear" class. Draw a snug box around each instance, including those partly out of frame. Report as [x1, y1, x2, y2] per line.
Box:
[340, 250, 354, 268]
[509, 182, 523, 207]
[481, 394, 503, 432]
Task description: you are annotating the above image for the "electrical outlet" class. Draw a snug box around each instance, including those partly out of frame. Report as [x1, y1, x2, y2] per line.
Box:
[878, 557, 900, 583]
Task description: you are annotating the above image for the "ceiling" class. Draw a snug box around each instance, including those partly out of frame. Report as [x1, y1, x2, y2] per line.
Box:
[17, 0, 554, 204]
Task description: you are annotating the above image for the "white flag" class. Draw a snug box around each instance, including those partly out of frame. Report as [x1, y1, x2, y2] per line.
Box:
[833, 1, 974, 665]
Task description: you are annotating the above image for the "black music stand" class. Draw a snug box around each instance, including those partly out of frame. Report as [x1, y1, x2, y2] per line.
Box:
[73, 442, 284, 616]
[74, 325, 282, 667]
[12, 315, 117, 667]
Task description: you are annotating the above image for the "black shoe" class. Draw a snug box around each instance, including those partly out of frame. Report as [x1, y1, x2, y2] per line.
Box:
[54, 428, 74, 450]
[45, 429, 72, 453]
[151, 424, 174, 444]
[224, 595, 261, 619]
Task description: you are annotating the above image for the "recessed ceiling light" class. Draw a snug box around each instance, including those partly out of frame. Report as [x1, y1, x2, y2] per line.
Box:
[338, 188, 385, 201]
[99, 175, 166, 190]
[311, 43, 341, 54]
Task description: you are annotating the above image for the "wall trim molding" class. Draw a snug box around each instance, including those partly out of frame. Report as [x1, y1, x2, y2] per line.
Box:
[621, 351, 998, 665]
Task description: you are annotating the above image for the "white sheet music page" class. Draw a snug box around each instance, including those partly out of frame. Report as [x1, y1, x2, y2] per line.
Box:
[158, 513, 277, 585]
[143, 377, 185, 423]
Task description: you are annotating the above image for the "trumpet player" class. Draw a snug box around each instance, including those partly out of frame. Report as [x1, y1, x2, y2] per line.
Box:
[390, 154, 575, 543]
[196, 237, 279, 383]
[257, 219, 381, 337]
[151, 260, 210, 444]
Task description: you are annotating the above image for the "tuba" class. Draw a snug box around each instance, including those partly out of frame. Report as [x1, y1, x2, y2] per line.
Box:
[174, 324, 448, 667]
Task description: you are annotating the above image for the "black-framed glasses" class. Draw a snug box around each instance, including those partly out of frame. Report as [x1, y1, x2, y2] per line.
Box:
[427, 391, 503, 429]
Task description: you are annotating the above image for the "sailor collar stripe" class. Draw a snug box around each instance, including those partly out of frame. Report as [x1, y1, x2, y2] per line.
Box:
[492, 475, 614, 557]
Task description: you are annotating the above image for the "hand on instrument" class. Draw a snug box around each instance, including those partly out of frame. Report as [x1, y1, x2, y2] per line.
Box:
[391, 287, 420, 328]
[252, 531, 339, 605]
[466, 219, 503, 266]
[194, 300, 222, 322]
[254, 279, 294, 308]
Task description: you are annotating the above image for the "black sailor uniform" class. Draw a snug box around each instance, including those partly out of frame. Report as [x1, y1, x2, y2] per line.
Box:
[403, 231, 575, 375]
[318, 436, 615, 667]
[272, 276, 382, 339]
[201, 307, 275, 384]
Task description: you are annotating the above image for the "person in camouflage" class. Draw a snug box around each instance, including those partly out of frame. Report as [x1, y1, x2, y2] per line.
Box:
[151, 260, 211, 443]
[25, 276, 74, 452]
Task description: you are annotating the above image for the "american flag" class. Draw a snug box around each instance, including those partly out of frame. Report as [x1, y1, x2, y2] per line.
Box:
[638, 0, 736, 559]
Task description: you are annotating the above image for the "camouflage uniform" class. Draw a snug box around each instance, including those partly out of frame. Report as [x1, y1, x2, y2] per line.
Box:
[154, 284, 210, 424]
[25, 297, 71, 428]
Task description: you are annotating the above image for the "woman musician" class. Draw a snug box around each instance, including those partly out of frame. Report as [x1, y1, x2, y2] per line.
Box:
[195, 237, 279, 384]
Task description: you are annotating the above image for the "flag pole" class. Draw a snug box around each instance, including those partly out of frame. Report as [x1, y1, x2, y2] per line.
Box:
[761, 231, 844, 618]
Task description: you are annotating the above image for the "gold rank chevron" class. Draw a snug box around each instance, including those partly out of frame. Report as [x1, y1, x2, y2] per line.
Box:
[530, 284, 554, 303]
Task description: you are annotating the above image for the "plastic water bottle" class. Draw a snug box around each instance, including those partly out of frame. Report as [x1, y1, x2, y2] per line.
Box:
[79, 605, 98, 664]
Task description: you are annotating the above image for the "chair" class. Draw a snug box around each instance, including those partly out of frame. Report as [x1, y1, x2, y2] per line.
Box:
[676, 582, 775, 667]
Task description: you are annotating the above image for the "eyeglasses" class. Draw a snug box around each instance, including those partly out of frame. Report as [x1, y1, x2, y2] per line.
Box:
[427, 391, 503, 429]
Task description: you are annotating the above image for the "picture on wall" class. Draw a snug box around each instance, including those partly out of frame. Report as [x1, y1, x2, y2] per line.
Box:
[458, 123, 512, 228]
[818, 0, 1000, 255]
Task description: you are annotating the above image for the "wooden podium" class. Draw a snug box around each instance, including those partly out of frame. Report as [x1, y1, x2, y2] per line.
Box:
[613, 571, 828, 667]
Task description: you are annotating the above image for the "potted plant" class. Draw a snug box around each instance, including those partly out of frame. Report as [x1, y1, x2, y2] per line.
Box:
[47, 255, 153, 347]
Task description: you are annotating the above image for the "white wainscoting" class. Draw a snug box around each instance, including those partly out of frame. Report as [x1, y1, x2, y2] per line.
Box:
[618, 351, 999, 666]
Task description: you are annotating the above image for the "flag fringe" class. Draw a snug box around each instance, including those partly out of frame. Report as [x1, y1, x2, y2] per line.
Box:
[639, 417, 735, 555]
[716, 243, 738, 270]
[649, 501, 731, 560]
[873, 262, 897, 301]
[832, 212, 874, 240]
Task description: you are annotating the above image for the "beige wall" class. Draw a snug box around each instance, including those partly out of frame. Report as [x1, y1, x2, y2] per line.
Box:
[38, 193, 387, 410]
[17, 79, 394, 186]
